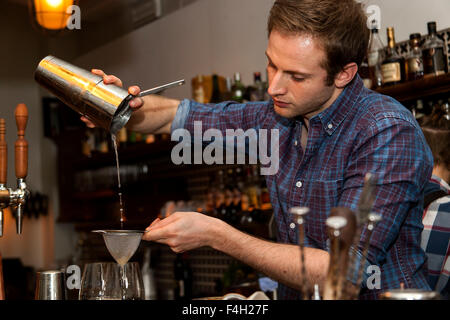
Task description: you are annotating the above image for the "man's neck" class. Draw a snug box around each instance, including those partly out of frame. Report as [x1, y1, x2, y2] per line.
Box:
[300, 86, 344, 129]
[432, 165, 450, 185]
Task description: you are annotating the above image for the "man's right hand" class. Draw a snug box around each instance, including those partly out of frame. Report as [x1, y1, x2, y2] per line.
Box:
[80, 68, 144, 128]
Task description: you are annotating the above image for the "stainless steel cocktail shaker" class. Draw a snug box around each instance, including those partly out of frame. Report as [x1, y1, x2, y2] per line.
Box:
[34, 55, 132, 134]
[34, 55, 185, 135]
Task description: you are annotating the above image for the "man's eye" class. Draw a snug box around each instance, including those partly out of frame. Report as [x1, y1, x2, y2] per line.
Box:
[292, 76, 305, 82]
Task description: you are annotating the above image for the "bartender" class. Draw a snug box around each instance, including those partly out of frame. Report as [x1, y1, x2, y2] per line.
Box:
[83, 0, 433, 299]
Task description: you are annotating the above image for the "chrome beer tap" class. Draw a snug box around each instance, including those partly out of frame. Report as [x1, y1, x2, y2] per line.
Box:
[0, 104, 29, 236]
[323, 207, 357, 300]
[290, 206, 310, 300]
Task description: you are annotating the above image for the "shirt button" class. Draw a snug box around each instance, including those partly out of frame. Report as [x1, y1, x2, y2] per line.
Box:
[290, 222, 296, 229]
[327, 123, 333, 129]
[296, 181, 302, 188]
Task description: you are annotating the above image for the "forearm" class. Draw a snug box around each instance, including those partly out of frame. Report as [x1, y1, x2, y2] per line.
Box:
[126, 94, 180, 134]
[210, 219, 330, 291]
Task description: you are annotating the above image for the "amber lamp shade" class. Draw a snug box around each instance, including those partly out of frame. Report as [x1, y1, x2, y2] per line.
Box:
[30, 0, 74, 30]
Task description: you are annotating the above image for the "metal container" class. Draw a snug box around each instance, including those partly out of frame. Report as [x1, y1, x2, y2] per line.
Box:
[34, 55, 132, 134]
[35, 270, 66, 300]
[379, 289, 441, 300]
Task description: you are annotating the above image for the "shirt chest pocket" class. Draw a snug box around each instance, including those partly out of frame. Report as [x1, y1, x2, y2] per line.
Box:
[290, 179, 343, 246]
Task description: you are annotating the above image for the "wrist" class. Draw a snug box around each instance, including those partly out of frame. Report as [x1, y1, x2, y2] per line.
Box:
[208, 217, 230, 251]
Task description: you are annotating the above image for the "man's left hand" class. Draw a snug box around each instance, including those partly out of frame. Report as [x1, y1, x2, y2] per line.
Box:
[142, 212, 222, 253]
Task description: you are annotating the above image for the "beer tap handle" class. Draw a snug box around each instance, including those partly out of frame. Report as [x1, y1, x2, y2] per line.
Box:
[0, 119, 6, 186]
[15, 104, 28, 180]
[0, 252, 5, 300]
[0, 119, 7, 237]
[14, 104, 28, 234]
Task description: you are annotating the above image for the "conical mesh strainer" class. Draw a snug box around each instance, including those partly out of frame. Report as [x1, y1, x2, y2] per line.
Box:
[92, 230, 148, 266]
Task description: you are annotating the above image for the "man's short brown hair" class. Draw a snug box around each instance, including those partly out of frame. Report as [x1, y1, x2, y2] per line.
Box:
[268, 0, 370, 85]
[421, 107, 450, 170]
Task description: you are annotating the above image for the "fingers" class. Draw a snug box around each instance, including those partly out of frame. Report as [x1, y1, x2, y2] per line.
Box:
[142, 224, 171, 242]
[128, 86, 141, 96]
[104, 75, 123, 87]
[91, 68, 123, 87]
[80, 116, 95, 128]
[146, 218, 161, 230]
[90, 69, 143, 110]
[128, 86, 144, 110]
[91, 69, 106, 77]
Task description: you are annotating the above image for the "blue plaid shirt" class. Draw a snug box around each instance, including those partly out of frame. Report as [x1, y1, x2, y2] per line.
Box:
[171, 75, 433, 299]
[421, 175, 450, 298]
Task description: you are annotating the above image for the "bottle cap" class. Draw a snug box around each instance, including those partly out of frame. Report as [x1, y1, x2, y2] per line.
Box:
[427, 22, 437, 34]
[409, 33, 421, 40]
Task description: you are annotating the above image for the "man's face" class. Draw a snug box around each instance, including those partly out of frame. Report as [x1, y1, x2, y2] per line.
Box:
[266, 29, 336, 120]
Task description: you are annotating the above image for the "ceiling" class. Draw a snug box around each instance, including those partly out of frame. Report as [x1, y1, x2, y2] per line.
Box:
[6, 0, 199, 57]
[7, 0, 126, 22]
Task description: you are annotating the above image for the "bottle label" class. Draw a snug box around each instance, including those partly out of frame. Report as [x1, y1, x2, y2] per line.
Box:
[406, 57, 424, 73]
[368, 51, 380, 67]
[423, 47, 446, 75]
[381, 62, 401, 83]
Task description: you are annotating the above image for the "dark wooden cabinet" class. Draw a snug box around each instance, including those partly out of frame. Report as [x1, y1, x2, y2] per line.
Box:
[375, 73, 450, 103]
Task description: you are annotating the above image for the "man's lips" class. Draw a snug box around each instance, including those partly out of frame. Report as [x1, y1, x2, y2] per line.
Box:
[273, 99, 290, 108]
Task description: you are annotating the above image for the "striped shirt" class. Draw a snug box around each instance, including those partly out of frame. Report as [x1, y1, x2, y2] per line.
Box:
[171, 75, 433, 299]
[421, 175, 450, 297]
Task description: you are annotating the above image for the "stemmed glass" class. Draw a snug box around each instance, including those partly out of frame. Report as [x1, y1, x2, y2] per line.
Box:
[79, 262, 145, 300]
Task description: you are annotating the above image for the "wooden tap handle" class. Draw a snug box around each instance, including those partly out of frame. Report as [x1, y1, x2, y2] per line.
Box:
[15, 104, 28, 179]
[0, 119, 6, 185]
[0, 252, 5, 300]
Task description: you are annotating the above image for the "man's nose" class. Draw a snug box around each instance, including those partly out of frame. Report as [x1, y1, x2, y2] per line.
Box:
[267, 72, 287, 96]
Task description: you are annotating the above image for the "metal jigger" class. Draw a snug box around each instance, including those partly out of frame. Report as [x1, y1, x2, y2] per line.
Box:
[35, 270, 66, 300]
[290, 206, 310, 300]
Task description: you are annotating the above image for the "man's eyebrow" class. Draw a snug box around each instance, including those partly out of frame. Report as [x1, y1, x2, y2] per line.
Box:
[265, 51, 312, 78]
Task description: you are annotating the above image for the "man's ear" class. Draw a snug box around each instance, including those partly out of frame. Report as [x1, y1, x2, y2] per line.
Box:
[334, 62, 358, 88]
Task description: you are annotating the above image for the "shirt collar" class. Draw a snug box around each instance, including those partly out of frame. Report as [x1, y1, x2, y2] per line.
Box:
[431, 175, 450, 192]
[314, 74, 365, 135]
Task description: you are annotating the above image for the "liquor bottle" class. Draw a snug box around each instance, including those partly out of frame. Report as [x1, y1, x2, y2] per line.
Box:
[367, 20, 384, 89]
[405, 33, 424, 81]
[117, 126, 128, 149]
[214, 170, 227, 218]
[411, 99, 425, 122]
[231, 72, 245, 103]
[359, 54, 372, 89]
[443, 99, 450, 121]
[174, 253, 192, 300]
[142, 247, 157, 300]
[244, 165, 260, 210]
[259, 180, 271, 210]
[97, 129, 109, 153]
[210, 74, 222, 103]
[222, 77, 233, 101]
[128, 130, 137, 144]
[82, 128, 93, 157]
[422, 22, 447, 77]
[249, 72, 266, 101]
[193, 75, 207, 103]
[381, 27, 406, 86]
[263, 70, 271, 101]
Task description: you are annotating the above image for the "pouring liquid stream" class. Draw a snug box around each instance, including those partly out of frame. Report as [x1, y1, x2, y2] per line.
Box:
[112, 135, 130, 299]
[111, 135, 125, 229]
